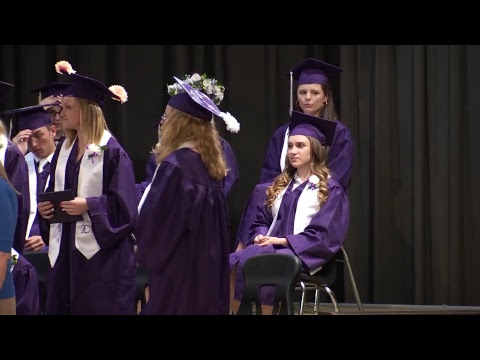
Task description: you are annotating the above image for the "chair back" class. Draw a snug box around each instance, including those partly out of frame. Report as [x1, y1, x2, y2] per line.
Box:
[238, 253, 303, 315]
[135, 266, 149, 313]
[22, 251, 49, 315]
[300, 252, 338, 286]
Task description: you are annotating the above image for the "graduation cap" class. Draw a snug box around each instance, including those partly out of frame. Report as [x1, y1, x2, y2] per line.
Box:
[288, 110, 337, 147]
[3, 102, 59, 132]
[287, 58, 343, 115]
[30, 81, 71, 102]
[54, 60, 128, 109]
[167, 76, 240, 133]
[0, 81, 14, 111]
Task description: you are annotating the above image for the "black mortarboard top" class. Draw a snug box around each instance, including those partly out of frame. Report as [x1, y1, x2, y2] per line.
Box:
[3, 102, 59, 132]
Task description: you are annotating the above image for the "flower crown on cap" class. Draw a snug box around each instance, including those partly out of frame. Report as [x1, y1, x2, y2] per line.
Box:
[167, 73, 225, 106]
[54, 60, 128, 104]
[173, 76, 240, 134]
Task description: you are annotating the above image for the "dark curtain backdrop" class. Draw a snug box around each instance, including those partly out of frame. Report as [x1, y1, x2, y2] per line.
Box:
[1, 45, 478, 306]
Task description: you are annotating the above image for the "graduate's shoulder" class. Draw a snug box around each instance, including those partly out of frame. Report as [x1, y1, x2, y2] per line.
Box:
[326, 177, 345, 194]
[6, 140, 24, 158]
[105, 136, 132, 160]
[163, 148, 222, 186]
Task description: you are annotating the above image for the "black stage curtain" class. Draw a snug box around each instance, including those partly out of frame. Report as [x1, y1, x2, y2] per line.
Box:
[1, 45, 478, 306]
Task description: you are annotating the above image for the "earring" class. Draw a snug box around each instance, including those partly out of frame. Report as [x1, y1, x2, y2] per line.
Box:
[323, 101, 328, 106]
[295, 100, 299, 106]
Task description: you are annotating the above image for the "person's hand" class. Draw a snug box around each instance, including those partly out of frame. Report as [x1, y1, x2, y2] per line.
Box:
[254, 235, 288, 247]
[40, 95, 62, 109]
[38, 201, 54, 220]
[60, 197, 88, 216]
[12, 129, 32, 155]
[24, 236, 46, 252]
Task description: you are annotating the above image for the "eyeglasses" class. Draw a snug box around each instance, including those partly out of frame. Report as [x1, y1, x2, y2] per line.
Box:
[159, 114, 168, 127]
[47, 109, 62, 118]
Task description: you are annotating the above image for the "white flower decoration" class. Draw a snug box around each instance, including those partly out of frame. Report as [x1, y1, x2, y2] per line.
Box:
[218, 111, 240, 133]
[307, 175, 320, 190]
[167, 73, 226, 105]
[85, 144, 107, 163]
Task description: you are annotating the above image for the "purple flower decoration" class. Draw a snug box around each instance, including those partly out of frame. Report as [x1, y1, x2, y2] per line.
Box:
[307, 175, 320, 190]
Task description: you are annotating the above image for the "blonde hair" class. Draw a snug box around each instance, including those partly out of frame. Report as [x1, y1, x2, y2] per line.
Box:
[64, 98, 109, 148]
[0, 120, 7, 136]
[154, 109, 227, 181]
[266, 136, 329, 209]
[0, 159, 20, 195]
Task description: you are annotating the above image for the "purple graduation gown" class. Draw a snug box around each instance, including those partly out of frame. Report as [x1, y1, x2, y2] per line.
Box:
[41, 137, 137, 315]
[12, 253, 40, 315]
[135, 137, 239, 204]
[230, 178, 350, 305]
[135, 148, 230, 315]
[4, 141, 30, 255]
[235, 120, 353, 247]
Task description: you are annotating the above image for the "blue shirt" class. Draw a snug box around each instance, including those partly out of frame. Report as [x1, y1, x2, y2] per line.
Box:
[0, 177, 18, 300]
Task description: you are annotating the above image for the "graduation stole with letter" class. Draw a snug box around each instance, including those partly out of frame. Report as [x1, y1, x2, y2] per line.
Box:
[0, 134, 8, 167]
[25, 152, 51, 239]
[48, 130, 111, 268]
[266, 174, 320, 237]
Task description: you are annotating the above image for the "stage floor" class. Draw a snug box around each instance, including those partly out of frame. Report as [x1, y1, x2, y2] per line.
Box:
[298, 302, 480, 315]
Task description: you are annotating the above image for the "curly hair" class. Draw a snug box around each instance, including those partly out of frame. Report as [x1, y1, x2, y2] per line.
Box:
[265, 135, 329, 210]
[154, 109, 227, 181]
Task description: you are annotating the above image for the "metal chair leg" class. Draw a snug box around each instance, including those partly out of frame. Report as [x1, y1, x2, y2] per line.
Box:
[341, 247, 363, 310]
[319, 286, 340, 312]
[314, 288, 320, 313]
[299, 281, 306, 315]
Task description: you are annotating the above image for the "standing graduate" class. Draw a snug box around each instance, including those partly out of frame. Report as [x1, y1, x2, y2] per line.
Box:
[230, 111, 350, 314]
[37, 61, 137, 315]
[135, 73, 240, 204]
[5, 103, 60, 253]
[0, 81, 31, 256]
[135, 77, 240, 315]
[4, 103, 60, 315]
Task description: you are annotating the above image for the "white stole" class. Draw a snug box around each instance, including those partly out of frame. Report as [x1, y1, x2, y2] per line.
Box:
[279, 128, 289, 172]
[25, 152, 52, 239]
[265, 174, 320, 237]
[48, 130, 112, 267]
[0, 134, 8, 167]
[137, 165, 159, 214]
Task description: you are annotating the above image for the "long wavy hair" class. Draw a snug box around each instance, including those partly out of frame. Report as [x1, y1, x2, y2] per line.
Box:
[154, 109, 227, 181]
[64, 98, 109, 148]
[266, 135, 329, 210]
